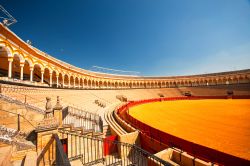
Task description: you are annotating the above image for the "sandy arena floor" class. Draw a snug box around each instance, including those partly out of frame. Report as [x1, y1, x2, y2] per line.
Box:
[129, 99, 250, 160]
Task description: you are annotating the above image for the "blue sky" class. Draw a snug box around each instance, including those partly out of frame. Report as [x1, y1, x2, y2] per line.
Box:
[1, 0, 250, 76]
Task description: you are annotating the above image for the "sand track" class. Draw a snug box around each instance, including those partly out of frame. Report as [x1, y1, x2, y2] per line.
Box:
[129, 99, 250, 160]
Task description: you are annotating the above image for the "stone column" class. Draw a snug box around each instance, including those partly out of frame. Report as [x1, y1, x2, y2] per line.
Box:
[30, 67, 34, 82]
[53, 96, 63, 126]
[8, 58, 13, 78]
[20, 63, 24, 80]
[49, 72, 52, 87]
[73, 78, 76, 88]
[41, 71, 44, 83]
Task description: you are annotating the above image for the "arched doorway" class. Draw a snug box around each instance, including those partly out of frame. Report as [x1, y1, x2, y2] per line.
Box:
[75, 77, 79, 88]
[0, 46, 10, 77]
[84, 79, 87, 88]
[64, 74, 69, 88]
[33, 64, 42, 83]
[87, 80, 91, 88]
[51, 71, 57, 87]
[79, 78, 83, 89]
[11, 54, 22, 79]
[69, 76, 74, 88]
[43, 68, 50, 86]
[23, 60, 31, 81]
[58, 73, 63, 88]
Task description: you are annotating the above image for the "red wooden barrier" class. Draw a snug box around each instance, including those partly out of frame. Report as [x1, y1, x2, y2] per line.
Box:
[61, 139, 68, 156]
[103, 135, 118, 156]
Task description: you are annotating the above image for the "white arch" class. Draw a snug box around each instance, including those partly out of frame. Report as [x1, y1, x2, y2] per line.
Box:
[0, 43, 12, 57]
[33, 62, 44, 70]
[44, 66, 52, 73]
[23, 57, 34, 67]
[13, 52, 25, 62]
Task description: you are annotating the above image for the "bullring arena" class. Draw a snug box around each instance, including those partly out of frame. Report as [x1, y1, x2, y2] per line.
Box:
[0, 22, 250, 166]
[129, 99, 250, 161]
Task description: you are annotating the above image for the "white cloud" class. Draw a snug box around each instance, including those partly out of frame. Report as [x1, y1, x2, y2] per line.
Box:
[180, 42, 250, 75]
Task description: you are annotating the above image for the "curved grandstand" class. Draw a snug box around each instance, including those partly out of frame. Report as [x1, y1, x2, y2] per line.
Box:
[0, 23, 250, 166]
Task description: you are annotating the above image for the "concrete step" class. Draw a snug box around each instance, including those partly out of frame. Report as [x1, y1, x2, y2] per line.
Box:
[70, 159, 84, 166]
[102, 125, 111, 137]
[0, 98, 43, 132]
[0, 145, 12, 166]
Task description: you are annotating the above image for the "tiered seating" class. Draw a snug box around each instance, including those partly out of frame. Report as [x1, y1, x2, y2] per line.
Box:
[0, 98, 43, 133]
[1, 87, 101, 113]
[1, 83, 249, 119]
[104, 103, 127, 136]
[1, 82, 249, 166]
[1, 84, 184, 114]
[180, 84, 250, 96]
[110, 88, 182, 101]
[0, 125, 34, 150]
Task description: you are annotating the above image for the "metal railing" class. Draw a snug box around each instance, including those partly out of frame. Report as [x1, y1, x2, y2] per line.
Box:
[0, 91, 45, 114]
[63, 106, 103, 133]
[0, 108, 36, 131]
[0, 108, 36, 150]
[59, 129, 172, 166]
[0, 85, 104, 132]
[0, 83, 102, 112]
[37, 134, 70, 166]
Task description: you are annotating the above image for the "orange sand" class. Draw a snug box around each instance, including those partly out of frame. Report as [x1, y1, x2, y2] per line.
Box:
[129, 99, 250, 160]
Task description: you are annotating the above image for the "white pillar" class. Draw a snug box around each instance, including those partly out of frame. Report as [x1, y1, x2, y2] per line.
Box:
[41, 71, 44, 83]
[30, 67, 33, 82]
[56, 75, 59, 88]
[8, 58, 13, 78]
[20, 63, 24, 80]
[73, 78, 76, 88]
[49, 73, 52, 87]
